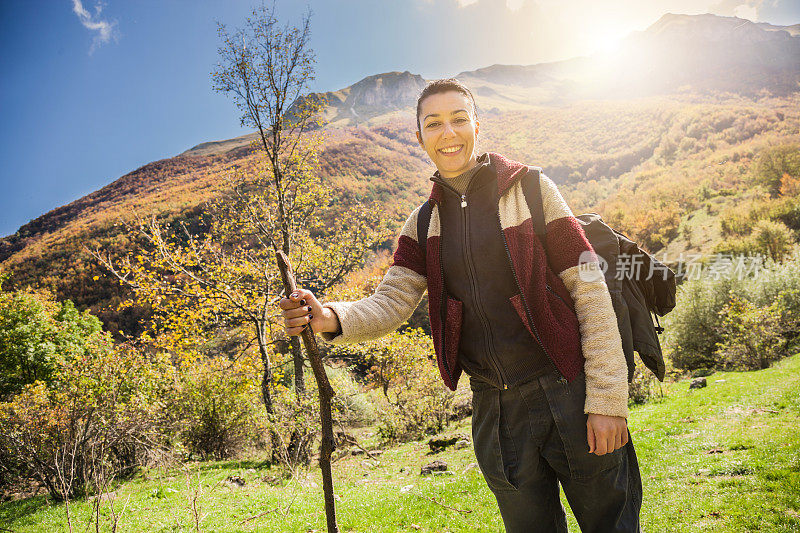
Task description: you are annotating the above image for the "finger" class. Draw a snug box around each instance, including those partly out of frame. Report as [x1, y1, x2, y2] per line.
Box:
[281, 290, 314, 309]
[279, 297, 305, 310]
[622, 430, 629, 447]
[284, 315, 312, 329]
[286, 324, 309, 336]
[283, 305, 313, 319]
[594, 437, 608, 456]
[290, 289, 312, 303]
[587, 422, 595, 454]
[614, 430, 623, 451]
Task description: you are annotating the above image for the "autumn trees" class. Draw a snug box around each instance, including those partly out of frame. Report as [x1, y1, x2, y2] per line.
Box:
[0, 278, 175, 501]
[90, 2, 390, 469]
[0, 275, 103, 400]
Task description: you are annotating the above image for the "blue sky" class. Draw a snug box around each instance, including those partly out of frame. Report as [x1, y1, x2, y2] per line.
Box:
[1, 0, 798, 238]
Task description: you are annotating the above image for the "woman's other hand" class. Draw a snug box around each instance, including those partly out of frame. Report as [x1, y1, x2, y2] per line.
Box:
[279, 288, 339, 336]
[586, 414, 628, 455]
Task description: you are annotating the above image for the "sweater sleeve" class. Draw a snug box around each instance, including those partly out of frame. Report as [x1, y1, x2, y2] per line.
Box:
[539, 173, 629, 418]
[320, 204, 428, 345]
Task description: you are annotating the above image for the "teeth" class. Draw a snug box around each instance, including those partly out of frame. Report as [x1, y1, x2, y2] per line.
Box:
[440, 146, 461, 153]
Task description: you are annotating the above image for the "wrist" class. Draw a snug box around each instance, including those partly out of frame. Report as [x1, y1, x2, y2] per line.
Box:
[320, 306, 340, 334]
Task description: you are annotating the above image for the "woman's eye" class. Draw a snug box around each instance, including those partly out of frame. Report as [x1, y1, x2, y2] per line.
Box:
[426, 122, 441, 129]
[454, 117, 468, 124]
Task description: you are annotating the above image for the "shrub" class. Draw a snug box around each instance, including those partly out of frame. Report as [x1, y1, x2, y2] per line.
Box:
[667, 276, 748, 370]
[628, 360, 657, 405]
[750, 219, 795, 263]
[719, 209, 754, 237]
[365, 329, 457, 444]
[666, 249, 800, 371]
[0, 337, 174, 500]
[713, 295, 792, 370]
[755, 143, 800, 197]
[175, 356, 266, 460]
[714, 218, 796, 262]
[744, 248, 800, 327]
[0, 283, 103, 400]
[267, 386, 319, 471]
[327, 365, 375, 428]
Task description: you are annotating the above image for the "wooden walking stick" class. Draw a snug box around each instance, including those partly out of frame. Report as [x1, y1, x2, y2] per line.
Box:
[275, 251, 339, 533]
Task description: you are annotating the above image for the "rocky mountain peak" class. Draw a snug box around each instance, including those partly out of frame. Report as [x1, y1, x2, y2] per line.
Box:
[644, 12, 796, 43]
[343, 71, 426, 116]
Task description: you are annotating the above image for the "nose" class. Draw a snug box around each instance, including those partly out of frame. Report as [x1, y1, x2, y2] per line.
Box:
[442, 121, 456, 138]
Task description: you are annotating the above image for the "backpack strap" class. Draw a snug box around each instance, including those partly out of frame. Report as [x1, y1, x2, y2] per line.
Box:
[416, 199, 433, 260]
[653, 313, 664, 334]
[521, 166, 546, 237]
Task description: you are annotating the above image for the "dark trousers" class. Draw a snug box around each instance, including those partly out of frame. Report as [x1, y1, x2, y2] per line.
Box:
[471, 368, 642, 533]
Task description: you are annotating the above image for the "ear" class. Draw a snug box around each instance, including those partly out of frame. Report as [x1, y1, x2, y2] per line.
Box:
[416, 130, 424, 148]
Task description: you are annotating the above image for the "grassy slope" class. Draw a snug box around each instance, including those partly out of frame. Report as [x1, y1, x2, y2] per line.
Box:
[3, 354, 800, 532]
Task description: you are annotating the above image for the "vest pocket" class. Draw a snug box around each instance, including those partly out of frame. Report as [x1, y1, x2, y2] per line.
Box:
[509, 293, 535, 339]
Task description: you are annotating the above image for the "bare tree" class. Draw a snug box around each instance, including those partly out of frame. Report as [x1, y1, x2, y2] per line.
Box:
[213, 1, 322, 394]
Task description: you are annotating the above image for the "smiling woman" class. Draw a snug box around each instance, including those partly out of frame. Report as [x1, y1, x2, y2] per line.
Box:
[415, 85, 480, 178]
[282, 78, 642, 532]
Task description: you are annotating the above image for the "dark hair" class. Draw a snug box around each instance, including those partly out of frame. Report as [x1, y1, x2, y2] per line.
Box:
[416, 78, 477, 133]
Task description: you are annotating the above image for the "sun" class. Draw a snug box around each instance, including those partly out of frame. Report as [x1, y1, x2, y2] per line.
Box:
[583, 20, 629, 55]
[592, 31, 624, 54]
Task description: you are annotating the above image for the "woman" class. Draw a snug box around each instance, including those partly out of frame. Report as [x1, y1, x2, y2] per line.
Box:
[281, 78, 642, 532]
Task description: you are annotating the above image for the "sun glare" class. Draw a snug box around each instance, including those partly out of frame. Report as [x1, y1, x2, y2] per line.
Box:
[583, 18, 630, 55]
[591, 30, 624, 54]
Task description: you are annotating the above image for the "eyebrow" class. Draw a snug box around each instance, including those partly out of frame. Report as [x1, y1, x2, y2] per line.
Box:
[422, 109, 470, 122]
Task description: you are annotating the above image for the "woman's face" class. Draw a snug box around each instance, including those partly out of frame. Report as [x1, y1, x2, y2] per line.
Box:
[416, 91, 479, 178]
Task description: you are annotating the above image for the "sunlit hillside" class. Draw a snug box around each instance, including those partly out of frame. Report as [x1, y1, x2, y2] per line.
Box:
[1, 12, 798, 337]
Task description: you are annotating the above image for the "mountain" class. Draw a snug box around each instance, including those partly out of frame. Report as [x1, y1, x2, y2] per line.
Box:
[1, 13, 798, 336]
[334, 71, 427, 120]
[183, 71, 426, 157]
[456, 13, 800, 100]
[184, 13, 800, 158]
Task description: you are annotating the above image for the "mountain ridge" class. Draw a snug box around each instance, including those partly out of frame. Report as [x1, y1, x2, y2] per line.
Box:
[181, 12, 799, 158]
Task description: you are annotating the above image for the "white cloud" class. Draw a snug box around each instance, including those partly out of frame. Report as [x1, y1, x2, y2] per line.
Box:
[733, 2, 759, 20]
[456, 0, 479, 6]
[71, 0, 117, 54]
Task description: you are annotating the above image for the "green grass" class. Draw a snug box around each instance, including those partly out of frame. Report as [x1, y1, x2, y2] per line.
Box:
[3, 354, 800, 532]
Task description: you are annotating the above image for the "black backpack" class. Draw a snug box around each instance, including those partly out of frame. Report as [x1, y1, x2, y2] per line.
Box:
[418, 168, 676, 382]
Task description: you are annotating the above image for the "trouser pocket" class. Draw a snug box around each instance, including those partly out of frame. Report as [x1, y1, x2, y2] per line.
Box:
[471, 386, 519, 492]
[543, 370, 625, 481]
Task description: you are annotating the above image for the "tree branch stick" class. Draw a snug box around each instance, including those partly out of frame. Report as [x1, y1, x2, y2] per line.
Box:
[275, 251, 338, 533]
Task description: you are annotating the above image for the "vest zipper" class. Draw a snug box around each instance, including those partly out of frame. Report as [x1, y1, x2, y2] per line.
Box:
[498, 210, 556, 372]
[460, 194, 508, 390]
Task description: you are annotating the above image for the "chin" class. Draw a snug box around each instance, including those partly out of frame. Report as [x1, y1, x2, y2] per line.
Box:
[439, 160, 467, 174]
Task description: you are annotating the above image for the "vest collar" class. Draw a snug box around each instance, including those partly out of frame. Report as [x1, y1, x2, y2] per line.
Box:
[429, 152, 530, 205]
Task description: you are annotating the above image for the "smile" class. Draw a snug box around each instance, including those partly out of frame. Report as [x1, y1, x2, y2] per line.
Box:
[438, 145, 463, 155]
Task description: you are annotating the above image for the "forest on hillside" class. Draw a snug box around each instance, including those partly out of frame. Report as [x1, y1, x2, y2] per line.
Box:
[1, 93, 798, 340]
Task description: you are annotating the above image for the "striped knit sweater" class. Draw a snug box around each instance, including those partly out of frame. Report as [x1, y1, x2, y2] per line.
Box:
[322, 152, 629, 418]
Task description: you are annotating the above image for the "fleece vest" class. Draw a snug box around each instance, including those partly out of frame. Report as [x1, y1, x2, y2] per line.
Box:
[432, 156, 552, 389]
[393, 152, 588, 390]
